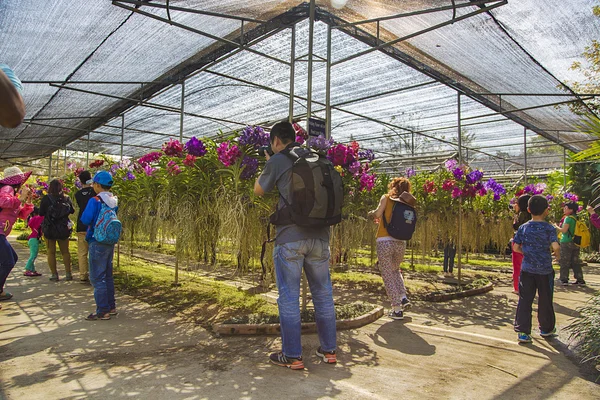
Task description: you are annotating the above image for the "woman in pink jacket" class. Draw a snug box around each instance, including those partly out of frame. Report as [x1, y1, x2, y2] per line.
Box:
[0, 167, 33, 306]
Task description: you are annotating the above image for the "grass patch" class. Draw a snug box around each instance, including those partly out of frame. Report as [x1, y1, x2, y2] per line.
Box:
[16, 238, 278, 327]
[114, 255, 278, 326]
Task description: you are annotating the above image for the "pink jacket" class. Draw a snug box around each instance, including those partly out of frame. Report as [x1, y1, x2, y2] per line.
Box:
[0, 185, 33, 236]
[28, 215, 44, 240]
[591, 213, 600, 230]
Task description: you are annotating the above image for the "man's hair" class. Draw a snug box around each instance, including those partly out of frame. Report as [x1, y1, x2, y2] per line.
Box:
[528, 194, 548, 216]
[79, 170, 92, 184]
[270, 121, 295, 144]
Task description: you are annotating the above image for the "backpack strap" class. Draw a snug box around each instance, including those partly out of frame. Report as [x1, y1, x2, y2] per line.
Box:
[260, 223, 276, 283]
[381, 195, 394, 229]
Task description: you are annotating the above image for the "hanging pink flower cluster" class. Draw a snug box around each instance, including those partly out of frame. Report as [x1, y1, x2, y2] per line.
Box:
[360, 173, 376, 191]
[423, 180, 437, 194]
[89, 159, 104, 168]
[563, 192, 579, 202]
[217, 141, 242, 167]
[167, 160, 181, 176]
[439, 159, 503, 200]
[183, 154, 197, 167]
[293, 123, 308, 145]
[327, 143, 356, 167]
[143, 165, 157, 176]
[138, 151, 163, 166]
[162, 139, 184, 157]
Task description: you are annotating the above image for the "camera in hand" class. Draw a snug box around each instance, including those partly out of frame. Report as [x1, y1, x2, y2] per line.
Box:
[258, 145, 274, 157]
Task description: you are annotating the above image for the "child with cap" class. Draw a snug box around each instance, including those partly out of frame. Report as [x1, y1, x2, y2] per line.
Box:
[81, 171, 119, 320]
[24, 206, 44, 277]
[513, 195, 560, 343]
[0, 166, 33, 306]
[555, 201, 585, 285]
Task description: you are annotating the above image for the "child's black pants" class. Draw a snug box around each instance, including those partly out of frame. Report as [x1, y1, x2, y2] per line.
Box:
[514, 270, 555, 335]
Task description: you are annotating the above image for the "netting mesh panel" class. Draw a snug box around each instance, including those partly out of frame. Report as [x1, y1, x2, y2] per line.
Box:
[1, 0, 597, 163]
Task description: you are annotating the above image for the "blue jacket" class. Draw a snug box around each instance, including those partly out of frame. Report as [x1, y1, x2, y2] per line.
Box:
[81, 192, 118, 243]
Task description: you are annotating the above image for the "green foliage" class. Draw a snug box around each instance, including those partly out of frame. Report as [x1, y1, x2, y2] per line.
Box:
[565, 292, 600, 371]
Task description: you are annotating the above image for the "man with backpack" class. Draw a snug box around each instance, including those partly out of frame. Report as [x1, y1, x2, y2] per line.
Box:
[254, 121, 339, 370]
[81, 171, 121, 321]
[75, 171, 95, 283]
[40, 179, 75, 281]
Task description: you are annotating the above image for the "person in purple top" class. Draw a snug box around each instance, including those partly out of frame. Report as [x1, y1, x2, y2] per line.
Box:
[586, 205, 600, 230]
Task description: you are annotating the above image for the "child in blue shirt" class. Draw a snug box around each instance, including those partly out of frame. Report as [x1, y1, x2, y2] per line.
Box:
[513, 195, 560, 343]
[81, 171, 119, 321]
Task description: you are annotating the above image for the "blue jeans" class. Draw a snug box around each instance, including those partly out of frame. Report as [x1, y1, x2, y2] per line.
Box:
[89, 241, 116, 314]
[273, 238, 336, 358]
[0, 235, 18, 293]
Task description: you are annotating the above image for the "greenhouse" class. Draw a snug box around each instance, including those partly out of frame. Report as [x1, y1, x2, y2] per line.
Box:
[1, 1, 600, 398]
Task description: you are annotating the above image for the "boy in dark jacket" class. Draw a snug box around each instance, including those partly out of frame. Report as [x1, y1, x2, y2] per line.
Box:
[81, 171, 118, 321]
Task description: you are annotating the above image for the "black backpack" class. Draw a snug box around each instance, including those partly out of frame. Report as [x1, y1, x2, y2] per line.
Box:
[42, 195, 73, 240]
[382, 200, 417, 240]
[270, 146, 343, 228]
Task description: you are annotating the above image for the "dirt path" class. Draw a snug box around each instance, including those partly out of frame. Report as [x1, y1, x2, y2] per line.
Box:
[1, 236, 598, 399]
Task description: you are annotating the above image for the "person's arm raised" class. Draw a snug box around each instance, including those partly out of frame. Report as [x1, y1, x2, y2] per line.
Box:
[0, 66, 25, 128]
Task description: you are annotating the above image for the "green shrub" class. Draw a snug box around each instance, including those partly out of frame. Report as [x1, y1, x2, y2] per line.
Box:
[16, 232, 29, 241]
[565, 292, 600, 376]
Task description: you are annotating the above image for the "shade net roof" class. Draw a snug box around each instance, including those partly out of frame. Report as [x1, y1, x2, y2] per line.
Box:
[1, 0, 598, 177]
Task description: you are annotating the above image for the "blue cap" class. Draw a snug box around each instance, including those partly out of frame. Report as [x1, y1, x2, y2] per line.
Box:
[93, 171, 114, 187]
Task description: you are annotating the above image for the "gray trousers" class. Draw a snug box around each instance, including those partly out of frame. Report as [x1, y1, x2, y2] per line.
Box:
[559, 242, 584, 282]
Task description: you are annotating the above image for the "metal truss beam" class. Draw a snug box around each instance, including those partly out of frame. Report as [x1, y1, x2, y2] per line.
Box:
[332, 1, 507, 66]
[335, 0, 502, 28]
[112, 1, 289, 66]
[115, 0, 267, 24]
[316, 7, 583, 153]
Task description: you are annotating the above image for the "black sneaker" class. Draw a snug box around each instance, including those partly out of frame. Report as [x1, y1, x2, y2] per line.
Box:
[560, 280, 569, 286]
[389, 310, 404, 320]
[401, 298, 411, 311]
[573, 280, 586, 285]
[269, 352, 304, 370]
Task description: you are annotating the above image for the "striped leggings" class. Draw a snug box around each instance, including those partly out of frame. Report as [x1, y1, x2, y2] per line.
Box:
[376, 239, 408, 307]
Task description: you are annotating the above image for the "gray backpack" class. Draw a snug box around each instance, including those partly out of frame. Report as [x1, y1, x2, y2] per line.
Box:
[270, 146, 343, 228]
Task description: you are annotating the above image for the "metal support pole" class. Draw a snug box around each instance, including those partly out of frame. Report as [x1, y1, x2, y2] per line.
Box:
[325, 24, 332, 139]
[523, 127, 528, 185]
[306, 0, 315, 119]
[457, 93, 463, 285]
[120, 114, 125, 161]
[86, 131, 90, 165]
[288, 25, 295, 123]
[563, 147, 567, 188]
[411, 131, 415, 167]
[64, 145, 68, 175]
[179, 80, 185, 142]
[48, 153, 52, 181]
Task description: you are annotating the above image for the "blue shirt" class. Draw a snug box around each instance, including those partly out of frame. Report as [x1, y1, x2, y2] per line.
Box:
[80, 193, 118, 243]
[513, 221, 558, 274]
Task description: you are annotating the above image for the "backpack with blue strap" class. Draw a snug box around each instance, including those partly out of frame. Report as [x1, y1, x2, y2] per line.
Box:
[93, 196, 122, 245]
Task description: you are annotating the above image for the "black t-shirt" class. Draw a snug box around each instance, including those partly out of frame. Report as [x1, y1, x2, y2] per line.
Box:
[75, 187, 95, 232]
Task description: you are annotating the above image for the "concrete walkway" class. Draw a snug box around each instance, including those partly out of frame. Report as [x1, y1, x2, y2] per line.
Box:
[1, 237, 598, 399]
